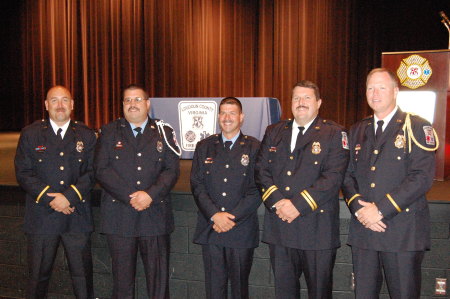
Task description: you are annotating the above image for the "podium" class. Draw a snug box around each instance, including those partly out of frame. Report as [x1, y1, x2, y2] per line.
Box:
[382, 50, 450, 180]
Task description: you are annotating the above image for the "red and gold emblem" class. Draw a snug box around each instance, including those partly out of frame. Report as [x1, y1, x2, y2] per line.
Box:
[396, 54, 432, 89]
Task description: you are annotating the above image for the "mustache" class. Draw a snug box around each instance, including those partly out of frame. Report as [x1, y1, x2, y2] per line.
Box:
[56, 108, 66, 112]
[296, 105, 309, 109]
[128, 106, 140, 112]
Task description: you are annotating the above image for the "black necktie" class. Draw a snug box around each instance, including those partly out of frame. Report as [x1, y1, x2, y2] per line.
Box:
[134, 127, 142, 141]
[57, 128, 63, 140]
[295, 126, 305, 149]
[375, 120, 384, 141]
[224, 140, 232, 151]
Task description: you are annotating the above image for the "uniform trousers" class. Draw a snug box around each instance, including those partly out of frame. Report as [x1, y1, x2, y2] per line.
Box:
[269, 244, 336, 299]
[106, 234, 170, 299]
[202, 244, 254, 299]
[352, 247, 424, 299]
[26, 232, 93, 299]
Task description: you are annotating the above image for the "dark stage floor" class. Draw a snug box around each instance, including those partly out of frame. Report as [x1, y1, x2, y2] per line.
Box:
[1, 132, 449, 202]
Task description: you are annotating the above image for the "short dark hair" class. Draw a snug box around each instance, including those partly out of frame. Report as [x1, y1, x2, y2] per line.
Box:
[293, 80, 320, 100]
[366, 68, 399, 88]
[122, 84, 149, 99]
[219, 97, 242, 113]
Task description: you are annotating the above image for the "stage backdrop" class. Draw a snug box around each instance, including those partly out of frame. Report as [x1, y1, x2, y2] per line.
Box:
[150, 97, 281, 159]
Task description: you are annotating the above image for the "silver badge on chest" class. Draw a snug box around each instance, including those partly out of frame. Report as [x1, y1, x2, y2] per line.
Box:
[241, 154, 249, 166]
[157, 140, 163, 153]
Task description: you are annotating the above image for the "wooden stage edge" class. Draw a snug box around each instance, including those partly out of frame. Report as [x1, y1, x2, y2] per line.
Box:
[1, 132, 449, 203]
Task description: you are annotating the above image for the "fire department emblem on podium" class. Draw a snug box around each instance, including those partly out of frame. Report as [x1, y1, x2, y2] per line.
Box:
[396, 54, 432, 89]
[178, 101, 218, 151]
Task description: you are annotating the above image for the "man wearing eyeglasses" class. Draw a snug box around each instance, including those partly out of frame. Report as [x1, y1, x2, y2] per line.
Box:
[95, 84, 180, 299]
[15, 85, 96, 298]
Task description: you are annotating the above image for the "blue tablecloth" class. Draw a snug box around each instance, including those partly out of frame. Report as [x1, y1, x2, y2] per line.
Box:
[150, 97, 281, 159]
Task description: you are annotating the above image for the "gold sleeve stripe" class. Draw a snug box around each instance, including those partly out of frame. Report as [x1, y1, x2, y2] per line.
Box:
[36, 185, 50, 203]
[70, 185, 83, 201]
[262, 185, 278, 202]
[346, 193, 361, 206]
[386, 194, 402, 212]
[301, 190, 318, 211]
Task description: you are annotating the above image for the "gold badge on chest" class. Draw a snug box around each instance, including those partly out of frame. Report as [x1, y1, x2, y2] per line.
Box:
[394, 134, 406, 149]
[76, 141, 84, 153]
[157, 140, 163, 152]
[241, 154, 249, 166]
[312, 142, 321, 155]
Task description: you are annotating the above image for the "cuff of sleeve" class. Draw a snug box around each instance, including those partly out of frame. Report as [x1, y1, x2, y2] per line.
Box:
[346, 193, 365, 214]
[36, 186, 50, 203]
[147, 187, 163, 204]
[377, 193, 402, 220]
[63, 187, 82, 205]
[262, 185, 283, 208]
[292, 189, 318, 216]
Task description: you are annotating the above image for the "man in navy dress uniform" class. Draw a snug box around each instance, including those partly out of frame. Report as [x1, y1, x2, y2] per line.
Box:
[255, 81, 349, 299]
[15, 85, 96, 298]
[342, 68, 438, 298]
[191, 97, 261, 299]
[95, 84, 180, 299]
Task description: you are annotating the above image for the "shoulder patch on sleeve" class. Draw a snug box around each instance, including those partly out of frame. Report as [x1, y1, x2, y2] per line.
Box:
[341, 132, 349, 149]
[423, 126, 435, 145]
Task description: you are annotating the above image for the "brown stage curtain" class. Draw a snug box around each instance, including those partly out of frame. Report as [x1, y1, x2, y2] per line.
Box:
[22, 0, 358, 129]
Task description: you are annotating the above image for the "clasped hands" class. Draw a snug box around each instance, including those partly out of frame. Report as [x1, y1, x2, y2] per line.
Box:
[48, 193, 74, 215]
[274, 199, 300, 223]
[211, 212, 236, 233]
[355, 200, 387, 232]
[130, 191, 153, 211]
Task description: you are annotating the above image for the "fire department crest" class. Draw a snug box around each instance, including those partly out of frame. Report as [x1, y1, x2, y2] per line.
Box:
[241, 154, 249, 166]
[157, 140, 163, 152]
[76, 141, 84, 152]
[396, 54, 432, 89]
[312, 142, 321, 155]
[178, 101, 217, 151]
[192, 116, 204, 129]
[394, 134, 406, 149]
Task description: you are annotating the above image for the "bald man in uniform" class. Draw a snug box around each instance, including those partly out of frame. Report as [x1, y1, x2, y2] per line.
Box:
[15, 86, 96, 298]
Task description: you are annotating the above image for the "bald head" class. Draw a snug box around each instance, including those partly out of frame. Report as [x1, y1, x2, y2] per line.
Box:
[45, 85, 74, 126]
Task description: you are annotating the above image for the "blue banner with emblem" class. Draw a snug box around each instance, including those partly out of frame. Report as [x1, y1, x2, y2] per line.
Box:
[150, 97, 281, 159]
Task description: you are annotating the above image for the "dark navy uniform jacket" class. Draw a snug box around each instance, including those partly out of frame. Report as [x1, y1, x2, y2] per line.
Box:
[15, 119, 96, 234]
[191, 133, 261, 248]
[255, 117, 349, 250]
[342, 109, 436, 252]
[94, 117, 180, 237]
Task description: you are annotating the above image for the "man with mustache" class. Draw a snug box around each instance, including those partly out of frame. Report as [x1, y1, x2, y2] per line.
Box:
[255, 81, 349, 298]
[342, 68, 437, 298]
[15, 85, 96, 298]
[95, 84, 180, 299]
[191, 97, 261, 299]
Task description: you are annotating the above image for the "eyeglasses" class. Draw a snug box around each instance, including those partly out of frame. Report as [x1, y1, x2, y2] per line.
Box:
[123, 97, 147, 104]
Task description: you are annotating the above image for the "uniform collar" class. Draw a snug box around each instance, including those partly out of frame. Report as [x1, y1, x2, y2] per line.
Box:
[221, 131, 241, 149]
[49, 119, 71, 138]
[374, 106, 398, 133]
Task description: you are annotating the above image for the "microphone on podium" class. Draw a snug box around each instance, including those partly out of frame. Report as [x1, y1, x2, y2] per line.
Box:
[439, 11, 450, 49]
[439, 11, 450, 25]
